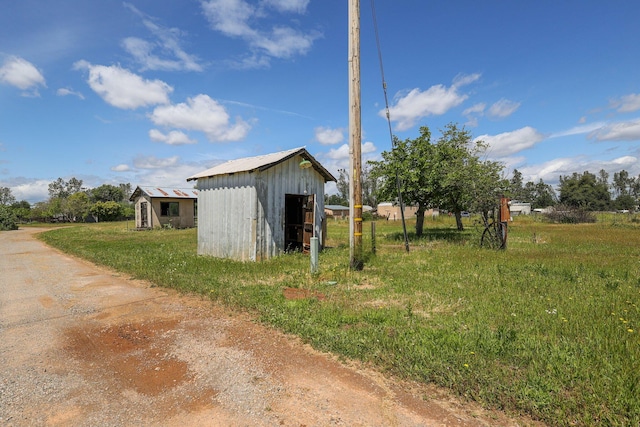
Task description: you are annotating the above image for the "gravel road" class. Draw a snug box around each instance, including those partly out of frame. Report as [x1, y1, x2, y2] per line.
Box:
[0, 228, 531, 426]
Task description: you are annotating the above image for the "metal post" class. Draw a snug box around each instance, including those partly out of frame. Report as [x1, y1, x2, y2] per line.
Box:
[310, 236, 319, 274]
[349, 0, 363, 270]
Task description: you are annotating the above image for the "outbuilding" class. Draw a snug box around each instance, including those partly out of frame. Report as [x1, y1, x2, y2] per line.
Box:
[129, 186, 198, 229]
[187, 147, 335, 261]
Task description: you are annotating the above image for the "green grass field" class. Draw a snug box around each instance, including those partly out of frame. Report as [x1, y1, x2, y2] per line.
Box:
[37, 214, 640, 426]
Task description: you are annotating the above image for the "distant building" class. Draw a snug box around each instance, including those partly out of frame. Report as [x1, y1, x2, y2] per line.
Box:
[187, 147, 335, 261]
[324, 205, 350, 218]
[510, 201, 532, 216]
[376, 202, 418, 221]
[129, 186, 198, 229]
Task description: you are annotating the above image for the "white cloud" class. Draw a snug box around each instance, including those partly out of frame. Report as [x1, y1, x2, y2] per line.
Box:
[462, 103, 485, 127]
[589, 118, 640, 141]
[611, 93, 640, 113]
[200, 0, 321, 66]
[111, 164, 131, 172]
[56, 87, 84, 99]
[133, 155, 180, 169]
[149, 94, 251, 142]
[122, 3, 203, 72]
[149, 129, 197, 145]
[550, 122, 606, 138]
[315, 126, 344, 145]
[487, 98, 520, 119]
[74, 61, 173, 109]
[5, 179, 50, 204]
[0, 56, 46, 96]
[476, 126, 546, 158]
[384, 73, 480, 131]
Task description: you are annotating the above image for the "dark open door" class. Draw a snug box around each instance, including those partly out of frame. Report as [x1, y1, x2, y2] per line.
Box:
[302, 195, 315, 253]
[284, 194, 315, 253]
[140, 202, 148, 228]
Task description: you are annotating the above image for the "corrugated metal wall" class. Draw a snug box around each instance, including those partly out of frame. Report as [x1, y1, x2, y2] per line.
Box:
[196, 155, 326, 261]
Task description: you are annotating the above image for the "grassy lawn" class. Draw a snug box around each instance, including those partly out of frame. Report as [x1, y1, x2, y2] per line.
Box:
[37, 214, 640, 426]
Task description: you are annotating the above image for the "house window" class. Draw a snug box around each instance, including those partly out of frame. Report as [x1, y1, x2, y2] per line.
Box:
[160, 202, 179, 217]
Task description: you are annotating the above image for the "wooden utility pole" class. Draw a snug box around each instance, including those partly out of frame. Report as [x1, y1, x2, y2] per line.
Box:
[348, 0, 363, 270]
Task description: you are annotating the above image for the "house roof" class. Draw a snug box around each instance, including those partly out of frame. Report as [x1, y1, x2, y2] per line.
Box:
[186, 147, 336, 182]
[129, 186, 198, 201]
[325, 205, 350, 211]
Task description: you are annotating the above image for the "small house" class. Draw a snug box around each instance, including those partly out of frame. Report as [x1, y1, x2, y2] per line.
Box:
[324, 205, 350, 218]
[129, 186, 198, 229]
[187, 147, 335, 261]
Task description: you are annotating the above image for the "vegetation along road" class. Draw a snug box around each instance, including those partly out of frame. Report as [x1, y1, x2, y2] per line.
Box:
[0, 227, 531, 427]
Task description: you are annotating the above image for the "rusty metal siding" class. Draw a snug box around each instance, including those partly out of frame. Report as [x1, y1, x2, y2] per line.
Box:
[196, 154, 327, 261]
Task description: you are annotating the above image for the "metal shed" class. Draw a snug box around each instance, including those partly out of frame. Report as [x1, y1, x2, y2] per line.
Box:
[129, 186, 198, 229]
[186, 147, 336, 261]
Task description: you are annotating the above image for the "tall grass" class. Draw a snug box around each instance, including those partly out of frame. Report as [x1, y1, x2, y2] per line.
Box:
[38, 214, 640, 426]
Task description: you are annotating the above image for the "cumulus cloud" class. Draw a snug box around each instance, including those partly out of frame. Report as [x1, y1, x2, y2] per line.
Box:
[315, 126, 344, 145]
[200, 0, 320, 67]
[74, 61, 173, 109]
[0, 56, 46, 96]
[520, 155, 639, 186]
[2, 179, 51, 204]
[383, 73, 480, 131]
[122, 3, 203, 72]
[149, 129, 197, 145]
[476, 126, 546, 158]
[56, 87, 84, 99]
[610, 93, 640, 113]
[149, 94, 251, 142]
[111, 164, 131, 172]
[487, 98, 520, 119]
[588, 118, 640, 141]
[462, 103, 485, 127]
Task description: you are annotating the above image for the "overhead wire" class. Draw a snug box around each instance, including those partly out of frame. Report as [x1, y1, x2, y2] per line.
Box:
[369, 0, 410, 252]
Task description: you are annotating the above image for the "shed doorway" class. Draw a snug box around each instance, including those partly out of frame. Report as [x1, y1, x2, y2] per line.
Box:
[140, 202, 148, 228]
[284, 194, 314, 253]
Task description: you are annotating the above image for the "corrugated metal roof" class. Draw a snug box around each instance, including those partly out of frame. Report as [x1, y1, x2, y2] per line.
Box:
[186, 147, 335, 182]
[130, 186, 198, 201]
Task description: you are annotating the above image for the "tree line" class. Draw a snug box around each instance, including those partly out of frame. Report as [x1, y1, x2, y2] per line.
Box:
[327, 122, 640, 236]
[0, 178, 134, 230]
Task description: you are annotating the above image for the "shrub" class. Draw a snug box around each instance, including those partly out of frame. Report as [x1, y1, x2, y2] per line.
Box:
[0, 205, 18, 230]
[543, 204, 596, 223]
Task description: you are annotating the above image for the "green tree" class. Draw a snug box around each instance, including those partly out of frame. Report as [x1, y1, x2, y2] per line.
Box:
[509, 169, 526, 201]
[10, 200, 31, 222]
[558, 171, 611, 210]
[370, 123, 505, 235]
[532, 179, 557, 208]
[0, 204, 18, 230]
[369, 126, 437, 236]
[0, 187, 16, 206]
[89, 201, 124, 222]
[325, 194, 347, 206]
[65, 192, 91, 222]
[90, 184, 125, 203]
[48, 177, 83, 199]
[431, 124, 506, 231]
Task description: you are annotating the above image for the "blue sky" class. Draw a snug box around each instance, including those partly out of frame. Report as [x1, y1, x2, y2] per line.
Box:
[2, 0, 640, 203]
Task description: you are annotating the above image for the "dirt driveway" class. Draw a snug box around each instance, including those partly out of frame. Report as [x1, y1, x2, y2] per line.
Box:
[0, 228, 528, 426]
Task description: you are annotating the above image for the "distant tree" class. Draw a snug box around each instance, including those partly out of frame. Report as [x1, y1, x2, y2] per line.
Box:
[90, 184, 125, 203]
[336, 166, 379, 208]
[118, 183, 133, 200]
[612, 170, 632, 198]
[89, 201, 124, 222]
[0, 205, 18, 230]
[10, 200, 31, 222]
[0, 187, 16, 206]
[615, 194, 637, 211]
[558, 171, 611, 211]
[48, 177, 83, 199]
[509, 169, 527, 201]
[336, 169, 349, 203]
[65, 192, 91, 222]
[325, 194, 347, 206]
[530, 179, 557, 208]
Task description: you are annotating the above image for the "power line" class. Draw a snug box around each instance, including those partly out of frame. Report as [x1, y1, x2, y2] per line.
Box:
[370, 0, 410, 252]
